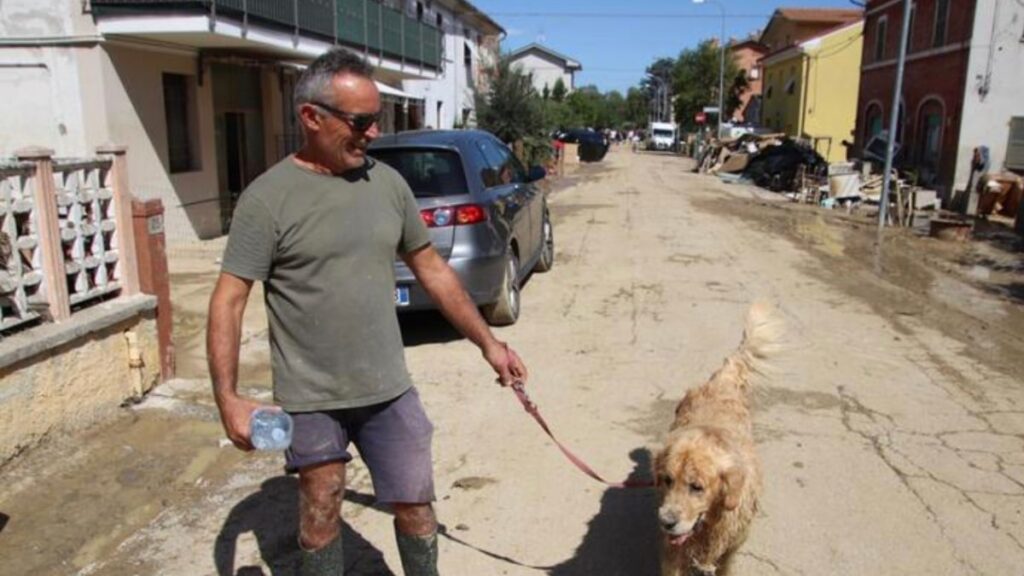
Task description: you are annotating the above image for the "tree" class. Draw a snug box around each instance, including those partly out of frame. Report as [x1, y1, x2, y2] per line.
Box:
[551, 77, 567, 103]
[542, 83, 551, 100]
[670, 39, 739, 131]
[726, 69, 750, 121]
[624, 87, 650, 128]
[474, 57, 542, 143]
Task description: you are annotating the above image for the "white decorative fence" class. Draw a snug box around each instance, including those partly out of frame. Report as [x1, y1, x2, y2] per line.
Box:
[0, 146, 139, 336]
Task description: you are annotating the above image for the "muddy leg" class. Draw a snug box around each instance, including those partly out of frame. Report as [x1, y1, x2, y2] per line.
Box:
[298, 461, 346, 576]
[394, 503, 438, 576]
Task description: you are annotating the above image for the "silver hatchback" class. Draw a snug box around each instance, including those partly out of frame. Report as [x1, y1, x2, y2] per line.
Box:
[370, 130, 553, 325]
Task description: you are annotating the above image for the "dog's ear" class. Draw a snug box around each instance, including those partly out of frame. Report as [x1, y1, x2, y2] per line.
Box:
[720, 464, 745, 511]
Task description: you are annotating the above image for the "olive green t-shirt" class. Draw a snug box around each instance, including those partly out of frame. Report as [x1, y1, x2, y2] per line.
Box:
[221, 157, 431, 412]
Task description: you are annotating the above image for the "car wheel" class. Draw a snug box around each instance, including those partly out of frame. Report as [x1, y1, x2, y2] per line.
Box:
[533, 213, 554, 273]
[482, 251, 520, 326]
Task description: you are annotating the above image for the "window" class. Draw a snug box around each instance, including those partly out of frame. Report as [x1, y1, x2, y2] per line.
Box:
[933, 0, 950, 47]
[864, 103, 883, 143]
[1006, 117, 1024, 170]
[416, 2, 423, 21]
[477, 139, 524, 188]
[875, 16, 888, 61]
[916, 99, 944, 184]
[162, 73, 199, 173]
[906, 2, 916, 53]
[371, 149, 469, 198]
[464, 42, 473, 88]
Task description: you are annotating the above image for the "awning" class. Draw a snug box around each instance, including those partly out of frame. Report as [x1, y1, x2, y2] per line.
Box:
[375, 81, 422, 102]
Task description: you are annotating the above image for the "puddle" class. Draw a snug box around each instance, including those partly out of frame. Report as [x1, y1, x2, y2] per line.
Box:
[692, 195, 1024, 379]
[0, 409, 256, 575]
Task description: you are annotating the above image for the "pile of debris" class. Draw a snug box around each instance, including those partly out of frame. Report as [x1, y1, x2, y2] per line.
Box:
[696, 133, 827, 193]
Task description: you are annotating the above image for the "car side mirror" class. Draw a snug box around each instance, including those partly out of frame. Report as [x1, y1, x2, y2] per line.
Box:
[526, 165, 546, 183]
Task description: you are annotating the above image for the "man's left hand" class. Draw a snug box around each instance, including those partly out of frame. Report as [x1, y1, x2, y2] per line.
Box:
[484, 341, 528, 387]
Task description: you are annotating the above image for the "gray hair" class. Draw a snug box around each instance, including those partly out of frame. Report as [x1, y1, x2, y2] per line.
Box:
[294, 49, 375, 107]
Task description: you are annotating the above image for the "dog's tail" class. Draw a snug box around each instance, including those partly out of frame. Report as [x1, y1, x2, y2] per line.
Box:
[713, 301, 784, 395]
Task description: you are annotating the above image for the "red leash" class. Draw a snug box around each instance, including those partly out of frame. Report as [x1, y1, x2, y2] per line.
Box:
[510, 381, 654, 489]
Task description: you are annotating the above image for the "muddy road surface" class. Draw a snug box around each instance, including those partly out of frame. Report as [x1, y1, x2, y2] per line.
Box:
[1, 148, 1023, 575]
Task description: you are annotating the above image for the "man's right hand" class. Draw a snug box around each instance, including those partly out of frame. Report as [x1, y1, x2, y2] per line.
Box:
[215, 394, 265, 451]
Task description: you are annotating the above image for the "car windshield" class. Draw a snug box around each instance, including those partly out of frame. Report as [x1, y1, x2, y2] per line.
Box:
[371, 149, 469, 198]
[654, 129, 674, 138]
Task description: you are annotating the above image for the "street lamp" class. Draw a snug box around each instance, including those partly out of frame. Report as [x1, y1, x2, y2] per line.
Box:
[693, 0, 725, 138]
[648, 75, 668, 122]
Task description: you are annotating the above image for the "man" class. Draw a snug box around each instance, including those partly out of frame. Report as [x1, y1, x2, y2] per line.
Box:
[207, 49, 528, 576]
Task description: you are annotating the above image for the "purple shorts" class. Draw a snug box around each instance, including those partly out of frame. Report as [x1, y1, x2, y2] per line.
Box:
[285, 387, 435, 503]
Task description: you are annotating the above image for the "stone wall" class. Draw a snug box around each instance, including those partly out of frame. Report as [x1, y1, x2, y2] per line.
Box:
[0, 295, 159, 464]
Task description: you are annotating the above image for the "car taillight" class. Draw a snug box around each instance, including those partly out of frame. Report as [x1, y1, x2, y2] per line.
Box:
[420, 204, 487, 228]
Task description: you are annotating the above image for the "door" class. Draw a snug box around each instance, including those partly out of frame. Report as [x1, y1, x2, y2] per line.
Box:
[477, 139, 531, 269]
[213, 64, 266, 233]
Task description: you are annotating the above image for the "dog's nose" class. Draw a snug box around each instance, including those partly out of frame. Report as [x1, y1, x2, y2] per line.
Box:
[659, 509, 679, 530]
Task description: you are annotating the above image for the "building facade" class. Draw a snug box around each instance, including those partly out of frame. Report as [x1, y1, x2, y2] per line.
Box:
[954, 0, 1024, 189]
[761, 20, 865, 163]
[400, 0, 504, 129]
[855, 0, 976, 197]
[728, 40, 768, 124]
[0, 0, 500, 243]
[760, 7, 864, 52]
[506, 43, 582, 97]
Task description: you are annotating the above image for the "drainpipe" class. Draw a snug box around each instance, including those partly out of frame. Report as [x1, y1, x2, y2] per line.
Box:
[125, 330, 146, 399]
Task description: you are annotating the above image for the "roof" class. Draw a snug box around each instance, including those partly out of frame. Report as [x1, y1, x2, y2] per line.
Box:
[761, 7, 863, 45]
[775, 8, 863, 23]
[506, 43, 582, 71]
[758, 19, 864, 67]
[435, 0, 504, 35]
[729, 39, 768, 53]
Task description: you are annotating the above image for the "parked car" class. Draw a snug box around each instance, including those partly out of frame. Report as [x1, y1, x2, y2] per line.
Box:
[370, 130, 554, 325]
[554, 128, 609, 162]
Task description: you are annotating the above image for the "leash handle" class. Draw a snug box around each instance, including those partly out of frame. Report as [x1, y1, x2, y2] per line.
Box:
[510, 382, 654, 489]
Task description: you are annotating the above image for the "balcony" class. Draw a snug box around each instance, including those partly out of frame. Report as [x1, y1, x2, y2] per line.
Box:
[91, 0, 443, 71]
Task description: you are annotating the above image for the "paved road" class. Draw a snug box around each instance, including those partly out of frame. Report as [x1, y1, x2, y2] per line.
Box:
[2, 147, 1023, 575]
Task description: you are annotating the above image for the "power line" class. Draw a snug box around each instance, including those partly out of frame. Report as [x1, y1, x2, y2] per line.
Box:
[491, 11, 771, 20]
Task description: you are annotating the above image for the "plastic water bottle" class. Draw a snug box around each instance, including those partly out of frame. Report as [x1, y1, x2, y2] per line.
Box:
[250, 408, 293, 451]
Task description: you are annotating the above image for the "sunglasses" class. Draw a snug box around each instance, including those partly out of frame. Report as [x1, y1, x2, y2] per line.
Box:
[310, 101, 381, 132]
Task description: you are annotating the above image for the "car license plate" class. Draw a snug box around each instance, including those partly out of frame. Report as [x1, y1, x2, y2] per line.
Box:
[395, 286, 410, 306]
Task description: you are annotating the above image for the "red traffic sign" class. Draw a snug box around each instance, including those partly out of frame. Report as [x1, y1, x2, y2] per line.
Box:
[695, 112, 707, 124]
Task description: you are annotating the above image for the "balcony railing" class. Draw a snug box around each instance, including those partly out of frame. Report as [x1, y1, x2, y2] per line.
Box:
[91, 0, 443, 70]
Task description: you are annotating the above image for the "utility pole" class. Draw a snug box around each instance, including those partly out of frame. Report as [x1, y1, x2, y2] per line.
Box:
[879, 0, 913, 230]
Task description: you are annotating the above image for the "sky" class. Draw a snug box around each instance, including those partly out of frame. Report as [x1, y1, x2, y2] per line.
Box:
[473, 0, 860, 94]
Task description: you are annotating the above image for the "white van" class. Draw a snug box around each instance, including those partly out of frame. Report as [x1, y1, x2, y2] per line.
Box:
[647, 122, 678, 152]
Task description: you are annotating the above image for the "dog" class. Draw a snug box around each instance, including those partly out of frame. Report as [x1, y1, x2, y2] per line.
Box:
[654, 302, 782, 575]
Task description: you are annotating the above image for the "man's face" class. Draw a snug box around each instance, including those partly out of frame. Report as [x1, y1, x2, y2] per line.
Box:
[306, 73, 381, 173]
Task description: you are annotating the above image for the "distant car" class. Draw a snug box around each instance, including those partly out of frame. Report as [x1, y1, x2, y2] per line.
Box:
[370, 130, 553, 326]
[555, 128, 609, 162]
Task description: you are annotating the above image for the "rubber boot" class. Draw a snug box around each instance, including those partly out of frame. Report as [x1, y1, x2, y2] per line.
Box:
[395, 525, 439, 576]
[299, 533, 344, 576]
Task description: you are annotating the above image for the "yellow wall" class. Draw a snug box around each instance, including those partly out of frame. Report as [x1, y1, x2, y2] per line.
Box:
[801, 22, 864, 163]
[760, 22, 863, 163]
[761, 54, 805, 138]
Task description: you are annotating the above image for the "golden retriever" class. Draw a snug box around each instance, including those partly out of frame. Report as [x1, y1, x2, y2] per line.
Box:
[654, 302, 782, 575]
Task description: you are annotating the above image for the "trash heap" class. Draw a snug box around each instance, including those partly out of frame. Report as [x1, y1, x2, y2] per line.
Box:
[696, 133, 827, 193]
